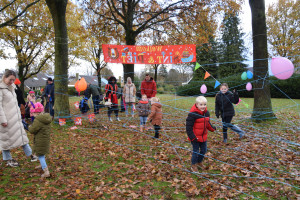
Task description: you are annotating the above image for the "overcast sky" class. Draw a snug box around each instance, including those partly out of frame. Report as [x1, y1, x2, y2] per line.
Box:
[0, 0, 279, 77]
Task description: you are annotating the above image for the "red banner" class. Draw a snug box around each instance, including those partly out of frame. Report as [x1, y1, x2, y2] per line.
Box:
[102, 44, 196, 64]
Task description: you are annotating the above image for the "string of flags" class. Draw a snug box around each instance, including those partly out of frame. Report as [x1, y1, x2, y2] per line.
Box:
[194, 62, 221, 94]
[195, 62, 250, 108]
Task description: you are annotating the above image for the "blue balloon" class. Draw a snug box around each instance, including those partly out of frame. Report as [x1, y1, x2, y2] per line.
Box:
[247, 71, 253, 79]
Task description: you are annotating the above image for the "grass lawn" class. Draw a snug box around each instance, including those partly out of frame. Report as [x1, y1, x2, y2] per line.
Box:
[0, 94, 299, 199]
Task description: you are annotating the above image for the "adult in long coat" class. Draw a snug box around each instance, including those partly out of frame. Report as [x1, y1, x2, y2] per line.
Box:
[123, 77, 136, 117]
[0, 70, 35, 167]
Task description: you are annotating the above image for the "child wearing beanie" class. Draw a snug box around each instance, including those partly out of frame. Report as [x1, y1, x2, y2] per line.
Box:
[28, 102, 52, 178]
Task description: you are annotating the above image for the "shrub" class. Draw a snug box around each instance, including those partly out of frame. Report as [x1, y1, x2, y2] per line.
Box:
[157, 87, 164, 94]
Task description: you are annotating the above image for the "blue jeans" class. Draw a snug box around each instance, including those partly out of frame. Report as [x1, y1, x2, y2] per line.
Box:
[222, 116, 244, 140]
[126, 103, 134, 115]
[38, 155, 47, 170]
[191, 141, 207, 165]
[2, 144, 32, 160]
[139, 116, 147, 125]
[92, 95, 100, 114]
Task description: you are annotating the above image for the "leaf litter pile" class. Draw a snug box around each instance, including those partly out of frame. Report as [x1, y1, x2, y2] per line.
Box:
[0, 97, 299, 199]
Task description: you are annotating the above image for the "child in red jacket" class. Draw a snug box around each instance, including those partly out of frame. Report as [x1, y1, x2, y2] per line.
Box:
[186, 96, 216, 172]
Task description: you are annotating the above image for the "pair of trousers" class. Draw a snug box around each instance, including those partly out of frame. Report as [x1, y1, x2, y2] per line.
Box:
[2, 144, 32, 160]
[125, 103, 135, 115]
[92, 95, 100, 114]
[191, 141, 207, 165]
[108, 106, 119, 117]
[222, 116, 244, 140]
[38, 155, 47, 170]
[154, 125, 160, 138]
[139, 116, 147, 125]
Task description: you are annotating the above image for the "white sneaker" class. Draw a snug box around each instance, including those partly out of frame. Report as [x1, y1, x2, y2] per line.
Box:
[109, 118, 113, 122]
[31, 155, 38, 162]
[6, 160, 19, 167]
[116, 117, 120, 121]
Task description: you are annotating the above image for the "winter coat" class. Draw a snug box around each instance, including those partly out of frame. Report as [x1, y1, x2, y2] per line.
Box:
[215, 91, 239, 118]
[136, 100, 150, 117]
[15, 85, 26, 106]
[186, 104, 215, 143]
[86, 84, 101, 98]
[28, 113, 52, 155]
[0, 81, 29, 151]
[45, 83, 54, 102]
[123, 83, 136, 103]
[148, 103, 162, 126]
[140, 77, 157, 99]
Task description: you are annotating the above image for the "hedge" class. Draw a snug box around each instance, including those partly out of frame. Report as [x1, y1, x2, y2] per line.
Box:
[176, 73, 300, 99]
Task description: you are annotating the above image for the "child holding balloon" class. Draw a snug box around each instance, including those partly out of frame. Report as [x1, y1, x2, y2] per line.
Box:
[215, 83, 245, 143]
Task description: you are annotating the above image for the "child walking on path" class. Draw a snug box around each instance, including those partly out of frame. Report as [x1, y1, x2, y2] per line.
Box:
[136, 94, 151, 132]
[186, 96, 216, 172]
[28, 102, 52, 178]
[148, 97, 162, 138]
[215, 83, 245, 143]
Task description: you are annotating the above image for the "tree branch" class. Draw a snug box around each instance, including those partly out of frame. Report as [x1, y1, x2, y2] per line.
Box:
[0, 0, 41, 28]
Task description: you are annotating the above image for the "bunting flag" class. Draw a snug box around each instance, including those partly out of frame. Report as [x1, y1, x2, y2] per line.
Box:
[59, 118, 66, 126]
[194, 62, 201, 71]
[74, 117, 82, 125]
[204, 71, 210, 80]
[74, 101, 79, 109]
[214, 80, 221, 88]
[88, 114, 95, 123]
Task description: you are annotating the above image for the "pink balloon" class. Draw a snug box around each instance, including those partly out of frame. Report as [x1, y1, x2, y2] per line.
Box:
[246, 82, 252, 91]
[271, 57, 294, 80]
[237, 98, 242, 105]
[200, 84, 207, 94]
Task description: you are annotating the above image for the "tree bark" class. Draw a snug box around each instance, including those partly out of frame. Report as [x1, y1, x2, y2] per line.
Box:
[154, 64, 159, 82]
[249, 0, 276, 120]
[123, 34, 136, 83]
[96, 62, 102, 93]
[45, 0, 70, 119]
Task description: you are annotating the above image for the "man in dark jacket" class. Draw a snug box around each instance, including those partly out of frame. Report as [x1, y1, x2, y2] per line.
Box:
[14, 78, 26, 120]
[86, 83, 102, 114]
[45, 78, 54, 116]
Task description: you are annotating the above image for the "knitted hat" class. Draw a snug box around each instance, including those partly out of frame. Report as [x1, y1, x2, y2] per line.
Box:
[29, 91, 35, 94]
[14, 78, 21, 85]
[30, 102, 44, 113]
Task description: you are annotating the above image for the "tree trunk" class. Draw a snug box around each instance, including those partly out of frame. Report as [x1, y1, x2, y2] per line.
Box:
[46, 0, 70, 119]
[249, 0, 276, 120]
[154, 64, 159, 82]
[123, 33, 136, 83]
[96, 62, 102, 93]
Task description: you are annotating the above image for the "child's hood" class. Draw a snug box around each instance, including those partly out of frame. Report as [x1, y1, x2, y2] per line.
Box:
[35, 113, 52, 125]
[190, 104, 207, 115]
[139, 100, 149, 104]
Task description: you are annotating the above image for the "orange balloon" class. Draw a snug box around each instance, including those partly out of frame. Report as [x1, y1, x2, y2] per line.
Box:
[74, 80, 80, 92]
[77, 77, 87, 92]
